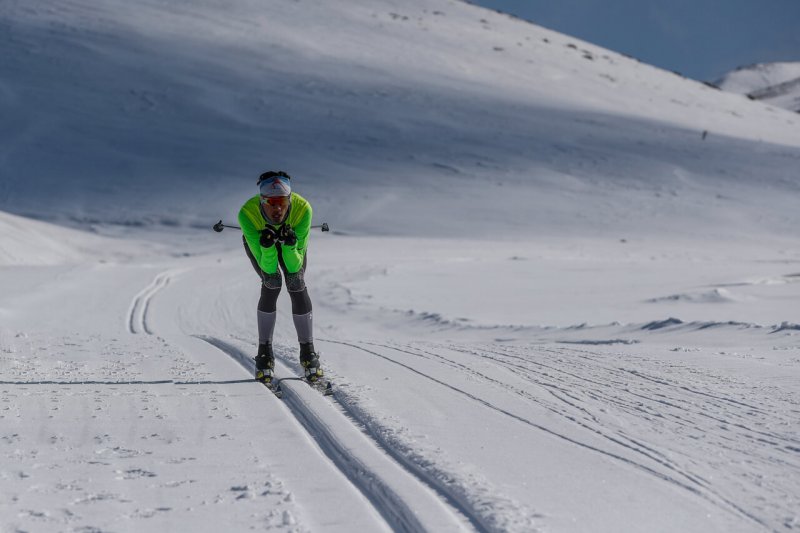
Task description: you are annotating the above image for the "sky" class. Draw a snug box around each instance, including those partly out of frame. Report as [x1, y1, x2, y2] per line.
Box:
[470, 0, 800, 81]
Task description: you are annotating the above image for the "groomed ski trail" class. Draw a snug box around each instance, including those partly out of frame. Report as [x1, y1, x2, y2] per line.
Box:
[324, 338, 792, 532]
[127, 270, 180, 335]
[199, 335, 476, 533]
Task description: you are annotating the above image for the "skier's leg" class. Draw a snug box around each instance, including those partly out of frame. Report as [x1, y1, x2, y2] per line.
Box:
[254, 284, 281, 382]
[287, 279, 312, 343]
[245, 236, 281, 381]
[257, 287, 279, 343]
[279, 254, 321, 380]
[278, 254, 312, 340]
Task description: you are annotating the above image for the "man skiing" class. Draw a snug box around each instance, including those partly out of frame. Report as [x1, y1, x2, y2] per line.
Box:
[238, 170, 321, 384]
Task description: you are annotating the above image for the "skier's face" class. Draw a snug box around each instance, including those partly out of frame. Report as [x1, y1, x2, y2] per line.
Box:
[261, 195, 290, 224]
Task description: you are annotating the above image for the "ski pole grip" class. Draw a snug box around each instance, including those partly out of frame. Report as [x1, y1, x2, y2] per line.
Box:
[212, 220, 241, 232]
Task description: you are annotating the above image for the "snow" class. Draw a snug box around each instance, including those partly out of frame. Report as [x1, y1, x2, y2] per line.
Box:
[3, 0, 800, 236]
[717, 62, 800, 112]
[0, 210, 109, 266]
[1, 0, 800, 532]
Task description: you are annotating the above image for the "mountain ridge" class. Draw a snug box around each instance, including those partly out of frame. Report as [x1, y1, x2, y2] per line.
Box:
[716, 62, 800, 113]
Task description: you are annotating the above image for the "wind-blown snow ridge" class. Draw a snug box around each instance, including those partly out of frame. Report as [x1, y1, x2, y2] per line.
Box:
[646, 288, 742, 304]
[391, 308, 791, 340]
[557, 339, 640, 346]
[772, 322, 800, 333]
[396, 309, 542, 333]
[637, 318, 790, 333]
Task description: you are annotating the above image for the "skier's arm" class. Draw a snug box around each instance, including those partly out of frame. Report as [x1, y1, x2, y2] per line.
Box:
[238, 208, 262, 264]
[281, 203, 312, 273]
[239, 208, 279, 274]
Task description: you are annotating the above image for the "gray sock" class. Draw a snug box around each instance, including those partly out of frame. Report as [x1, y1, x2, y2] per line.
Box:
[292, 312, 313, 344]
[257, 310, 277, 344]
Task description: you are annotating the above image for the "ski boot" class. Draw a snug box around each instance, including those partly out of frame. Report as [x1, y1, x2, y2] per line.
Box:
[299, 342, 323, 383]
[254, 343, 275, 383]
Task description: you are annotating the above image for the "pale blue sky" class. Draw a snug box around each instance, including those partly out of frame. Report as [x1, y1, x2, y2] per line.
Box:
[471, 0, 800, 80]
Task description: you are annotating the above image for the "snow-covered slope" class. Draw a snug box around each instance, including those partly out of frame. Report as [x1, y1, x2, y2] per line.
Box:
[2, 0, 800, 240]
[0, 210, 118, 265]
[717, 62, 800, 113]
[2, 2, 800, 532]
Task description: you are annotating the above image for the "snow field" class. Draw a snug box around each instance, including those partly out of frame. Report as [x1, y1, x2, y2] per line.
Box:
[3, 231, 798, 532]
[2, 0, 800, 531]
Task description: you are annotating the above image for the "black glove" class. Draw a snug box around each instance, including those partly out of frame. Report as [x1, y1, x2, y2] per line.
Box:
[259, 226, 278, 248]
[276, 224, 297, 246]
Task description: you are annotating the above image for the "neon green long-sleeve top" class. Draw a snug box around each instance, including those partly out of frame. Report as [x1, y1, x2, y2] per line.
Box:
[238, 193, 312, 274]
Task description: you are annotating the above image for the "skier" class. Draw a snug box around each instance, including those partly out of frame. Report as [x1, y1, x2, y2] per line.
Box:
[238, 170, 321, 384]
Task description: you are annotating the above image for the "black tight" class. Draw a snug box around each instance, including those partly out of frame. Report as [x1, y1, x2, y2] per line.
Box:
[243, 236, 312, 315]
[258, 285, 312, 314]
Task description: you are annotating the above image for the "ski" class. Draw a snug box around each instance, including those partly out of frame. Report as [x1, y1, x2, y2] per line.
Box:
[256, 376, 332, 399]
[310, 378, 334, 396]
[262, 379, 283, 399]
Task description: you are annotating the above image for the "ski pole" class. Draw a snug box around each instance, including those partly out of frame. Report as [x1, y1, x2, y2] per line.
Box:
[212, 220, 330, 233]
[212, 220, 240, 232]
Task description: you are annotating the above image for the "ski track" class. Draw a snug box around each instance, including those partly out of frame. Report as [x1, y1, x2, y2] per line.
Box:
[35, 263, 797, 531]
[325, 339, 760, 524]
[225, 333, 542, 532]
[324, 386, 502, 533]
[347, 339, 799, 532]
[196, 335, 474, 533]
[126, 271, 176, 335]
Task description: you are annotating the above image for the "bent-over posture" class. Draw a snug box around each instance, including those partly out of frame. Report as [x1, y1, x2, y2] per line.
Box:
[238, 170, 321, 383]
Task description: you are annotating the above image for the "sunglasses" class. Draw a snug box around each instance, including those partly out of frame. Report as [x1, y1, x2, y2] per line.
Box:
[260, 195, 290, 207]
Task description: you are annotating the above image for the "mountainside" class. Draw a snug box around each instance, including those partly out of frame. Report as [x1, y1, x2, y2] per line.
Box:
[2, 0, 800, 240]
[0, 210, 98, 265]
[716, 62, 800, 113]
[2, 2, 800, 532]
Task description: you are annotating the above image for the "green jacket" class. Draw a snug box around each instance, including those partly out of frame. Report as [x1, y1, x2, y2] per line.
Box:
[238, 193, 312, 274]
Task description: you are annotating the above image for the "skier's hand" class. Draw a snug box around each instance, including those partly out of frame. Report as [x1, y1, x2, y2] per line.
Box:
[259, 226, 278, 248]
[277, 224, 297, 246]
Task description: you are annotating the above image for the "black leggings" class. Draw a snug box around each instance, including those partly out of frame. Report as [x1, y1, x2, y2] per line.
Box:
[243, 236, 312, 315]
